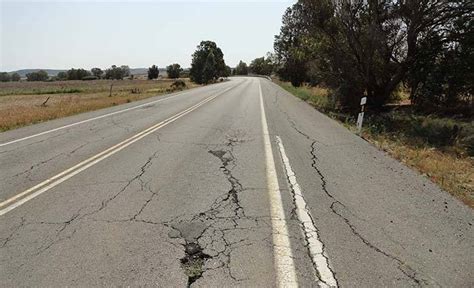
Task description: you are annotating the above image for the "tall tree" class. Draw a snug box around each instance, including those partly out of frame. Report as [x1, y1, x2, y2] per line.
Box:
[148, 65, 159, 80]
[166, 63, 182, 79]
[234, 61, 248, 75]
[91, 68, 104, 79]
[274, 3, 311, 87]
[249, 56, 274, 76]
[223, 65, 232, 77]
[275, 0, 473, 112]
[190, 41, 227, 84]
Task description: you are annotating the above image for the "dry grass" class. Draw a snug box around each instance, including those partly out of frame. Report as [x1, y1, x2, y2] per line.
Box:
[276, 80, 331, 110]
[0, 79, 199, 131]
[363, 132, 473, 207]
[278, 80, 474, 208]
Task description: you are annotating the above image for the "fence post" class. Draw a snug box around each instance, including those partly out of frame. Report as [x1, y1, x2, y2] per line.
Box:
[357, 97, 367, 135]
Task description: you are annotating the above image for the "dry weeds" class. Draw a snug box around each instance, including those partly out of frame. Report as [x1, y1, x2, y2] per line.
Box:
[0, 79, 199, 131]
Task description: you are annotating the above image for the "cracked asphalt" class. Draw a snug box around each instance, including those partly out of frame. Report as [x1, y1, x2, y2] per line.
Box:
[1, 77, 473, 287]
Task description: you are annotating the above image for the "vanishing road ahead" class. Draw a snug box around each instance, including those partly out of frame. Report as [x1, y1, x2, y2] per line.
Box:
[1, 77, 472, 287]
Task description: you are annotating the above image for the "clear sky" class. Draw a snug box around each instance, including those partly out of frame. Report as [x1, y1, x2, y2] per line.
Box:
[0, 0, 293, 71]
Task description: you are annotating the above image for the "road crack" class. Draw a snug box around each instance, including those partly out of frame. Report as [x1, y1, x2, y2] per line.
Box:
[310, 139, 425, 286]
[164, 135, 264, 286]
[275, 94, 425, 286]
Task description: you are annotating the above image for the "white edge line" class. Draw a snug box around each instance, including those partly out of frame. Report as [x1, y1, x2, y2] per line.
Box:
[259, 80, 298, 287]
[0, 81, 230, 147]
[276, 136, 338, 287]
[0, 88, 227, 216]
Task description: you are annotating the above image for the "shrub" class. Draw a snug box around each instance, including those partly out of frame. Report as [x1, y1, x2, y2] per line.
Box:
[0, 72, 11, 82]
[10, 73, 21, 82]
[82, 75, 98, 81]
[170, 80, 186, 91]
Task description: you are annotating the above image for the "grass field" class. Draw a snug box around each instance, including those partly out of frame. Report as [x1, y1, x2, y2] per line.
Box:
[0, 79, 199, 131]
[277, 80, 474, 207]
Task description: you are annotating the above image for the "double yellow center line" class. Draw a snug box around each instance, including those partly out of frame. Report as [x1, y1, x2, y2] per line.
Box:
[0, 86, 234, 216]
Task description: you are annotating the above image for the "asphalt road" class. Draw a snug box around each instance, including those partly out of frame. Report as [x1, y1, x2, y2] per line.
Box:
[1, 77, 472, 287]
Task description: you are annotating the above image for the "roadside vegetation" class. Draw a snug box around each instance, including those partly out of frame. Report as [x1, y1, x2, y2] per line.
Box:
[0, 79, 198, 131]
[0, 40, 235, 131]
[189, 41, 230, 84]
[277, 80, 473, 207]
[270, 1, 473, 207]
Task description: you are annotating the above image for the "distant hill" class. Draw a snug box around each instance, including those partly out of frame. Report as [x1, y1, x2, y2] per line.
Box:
[9, 68, 168, 77]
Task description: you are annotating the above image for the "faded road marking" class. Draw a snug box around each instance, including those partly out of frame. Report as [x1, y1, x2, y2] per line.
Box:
[0, 89, 230, 216]
[276, 136, 338, 287]
[259, 80, 298, 287]
[0, 82, 233, 147]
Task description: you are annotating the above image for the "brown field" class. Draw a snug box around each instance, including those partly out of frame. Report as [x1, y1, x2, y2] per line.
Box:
[0, 79, 199, 131]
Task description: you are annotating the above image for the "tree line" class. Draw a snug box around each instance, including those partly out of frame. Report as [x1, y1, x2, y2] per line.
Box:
[0, 64, 188, 82]
[56, 65, 131, 81]
[273, 0, 473, 115]
[2, 40, 275, 85]
[0, 72, 21, 82]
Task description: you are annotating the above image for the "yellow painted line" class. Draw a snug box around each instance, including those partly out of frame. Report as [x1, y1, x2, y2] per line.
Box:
[0, 81, 232, 147]
[259, 80, 298, 287]
[0, 85, 234, 216]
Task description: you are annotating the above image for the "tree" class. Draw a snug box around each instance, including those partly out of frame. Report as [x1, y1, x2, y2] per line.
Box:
[148, 65, 159, 80]
[166, 63, 182, 79]
[105, 65, 129, 80]
[190, 41, 227, 84]
[274, 4, 311, 87]
[275, 0, 473, 112]
[10, 73, 21, 82]
[26, 70, 49, 81]
[66, 68, 91, 80]
[120, 65, 130, 77]
[234, 61, 248, 75]
[91, 68, 103, 79]
[0, 72, 10, 82]
[249, 56, 274, 76]
[223, 65, 232, 78]
[407, 3, 474, 114]
[57, 71, 67, 80]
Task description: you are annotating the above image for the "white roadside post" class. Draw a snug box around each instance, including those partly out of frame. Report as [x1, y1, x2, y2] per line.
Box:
[356, 96, 367, 135]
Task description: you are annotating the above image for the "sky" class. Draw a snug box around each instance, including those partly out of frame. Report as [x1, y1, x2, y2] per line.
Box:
[0, 0, 293, 71]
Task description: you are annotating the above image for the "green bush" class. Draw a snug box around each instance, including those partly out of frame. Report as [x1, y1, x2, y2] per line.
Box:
[365, 112, 474, 156]
[82, 75, 98, 81]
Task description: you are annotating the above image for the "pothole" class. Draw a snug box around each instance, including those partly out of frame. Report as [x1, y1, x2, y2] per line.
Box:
[181, 242, 211, 286]
[169, 221, 212, 287]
